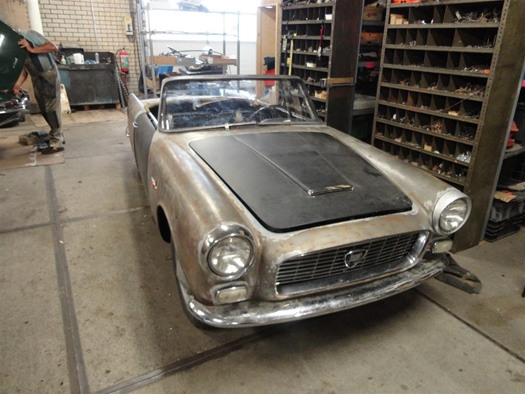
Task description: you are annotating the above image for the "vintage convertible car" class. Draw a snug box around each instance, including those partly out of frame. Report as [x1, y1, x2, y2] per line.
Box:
[127, 75, 471, 328]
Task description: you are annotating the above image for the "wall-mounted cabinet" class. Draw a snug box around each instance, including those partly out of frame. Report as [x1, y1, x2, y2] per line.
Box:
[257, 1, 282, 78]
[372, 0, 525, 251]
[356, 2, 385, 97]
[256, 1, 282, 98]
[352, 1, 386, 142]
[279, 0, 364, 133]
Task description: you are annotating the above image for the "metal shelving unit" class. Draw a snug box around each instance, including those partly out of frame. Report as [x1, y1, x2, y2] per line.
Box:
[137, 1, 241, 98]
[371, 0, 525, 251]
[279, 0, 364, 133]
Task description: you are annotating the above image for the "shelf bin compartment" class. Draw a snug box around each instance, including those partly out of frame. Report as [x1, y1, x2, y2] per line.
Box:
[421, 72, 439, 89]
[416, 29, 428, 46]
[424, 50, 447, 69]
[408, 7, 434, 25]
[457, 122, 478, 141]
[443, 2, 504, 24]
[410, 71, 422, 87]
[430, 95, 447, 112]
[415, 112, 431, 129]
[453, 28, 497, 48]
[394, 29, 407, 45]
[458, 52, 493, 72]
[404, 50, 425, 67]
[406, 29, 418, 45]
[427, 29, 454, 47]
[379, 86, 392, 102]
[386, 29, 397, 45]
[407, 91, 419, 107]
[386, 68, 410, 85]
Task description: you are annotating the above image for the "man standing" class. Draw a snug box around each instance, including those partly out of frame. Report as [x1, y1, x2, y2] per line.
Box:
[14, 28, 64, 154]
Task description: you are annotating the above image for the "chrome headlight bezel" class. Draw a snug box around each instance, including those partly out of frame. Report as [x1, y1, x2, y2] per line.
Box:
[201, 224, 255, 280]
[432, 190, 471, 235]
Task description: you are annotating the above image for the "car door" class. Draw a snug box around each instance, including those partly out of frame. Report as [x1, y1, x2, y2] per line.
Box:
[128, 94, 156, 190]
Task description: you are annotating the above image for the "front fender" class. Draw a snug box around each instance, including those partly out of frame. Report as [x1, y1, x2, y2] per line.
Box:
[147, 134, 260, 304]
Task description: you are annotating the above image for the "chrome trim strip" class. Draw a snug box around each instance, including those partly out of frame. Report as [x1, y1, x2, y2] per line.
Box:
[178, 255, 447, 328]
[308, 184, 354, 196]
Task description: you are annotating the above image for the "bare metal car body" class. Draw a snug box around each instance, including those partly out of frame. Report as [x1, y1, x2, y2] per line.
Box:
[127, 75, 471, 328]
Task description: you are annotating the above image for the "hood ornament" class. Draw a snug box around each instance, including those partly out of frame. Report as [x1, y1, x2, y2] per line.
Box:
[308, 184, 354, 196]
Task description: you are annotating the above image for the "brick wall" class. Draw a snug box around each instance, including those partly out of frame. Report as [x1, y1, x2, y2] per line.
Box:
[37, 0, 140, 95]
[16, 0, 258, 98]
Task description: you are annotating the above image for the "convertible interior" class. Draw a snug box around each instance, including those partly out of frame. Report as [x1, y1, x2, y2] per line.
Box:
[163, 97, 301, 129]
[140, 77, 319, 131]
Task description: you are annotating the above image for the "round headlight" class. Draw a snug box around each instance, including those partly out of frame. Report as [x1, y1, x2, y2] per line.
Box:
[208, 236, 253, 276]
[439, 199, 469, 233]
[433, 191, 471, 235]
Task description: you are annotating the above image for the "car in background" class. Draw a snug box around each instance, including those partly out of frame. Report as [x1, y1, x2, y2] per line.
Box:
[126, 74, 471, 328]
[0, 20, 29, 127]
[177, 1, 208, 12]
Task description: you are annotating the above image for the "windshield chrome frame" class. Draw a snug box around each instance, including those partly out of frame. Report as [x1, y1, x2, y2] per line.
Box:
[158, 75, 322, 133]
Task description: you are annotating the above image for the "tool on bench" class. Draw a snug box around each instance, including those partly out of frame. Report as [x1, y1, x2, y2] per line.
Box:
[286, 30, 297, 75]
[317, 23, 324, 66]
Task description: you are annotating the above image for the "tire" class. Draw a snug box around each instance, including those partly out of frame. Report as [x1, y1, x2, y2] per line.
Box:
[0, 113, 19, 128]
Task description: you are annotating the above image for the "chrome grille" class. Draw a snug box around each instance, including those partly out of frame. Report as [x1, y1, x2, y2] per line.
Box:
[276, 232, 425, 294]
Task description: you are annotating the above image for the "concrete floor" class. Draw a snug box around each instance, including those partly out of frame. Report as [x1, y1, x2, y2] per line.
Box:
[1, 109, 524, 394]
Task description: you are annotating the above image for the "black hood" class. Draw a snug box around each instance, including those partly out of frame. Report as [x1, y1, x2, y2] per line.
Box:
[190, 132, 412, 232]
[0, 20, 26, 91]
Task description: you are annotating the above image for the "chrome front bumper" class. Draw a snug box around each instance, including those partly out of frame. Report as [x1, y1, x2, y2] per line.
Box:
[178, 255, 447, 328]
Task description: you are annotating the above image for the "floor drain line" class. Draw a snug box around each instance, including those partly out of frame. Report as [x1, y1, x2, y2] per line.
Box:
[95, 329, 276, 394]
[46, 166, 90, 394]
[416, 289, 525, 364]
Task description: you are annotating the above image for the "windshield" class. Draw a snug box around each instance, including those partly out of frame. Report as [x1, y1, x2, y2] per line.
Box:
[159, 76, 321, 131]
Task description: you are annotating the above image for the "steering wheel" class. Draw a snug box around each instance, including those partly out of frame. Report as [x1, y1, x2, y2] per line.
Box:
[250, 105, 291, 122]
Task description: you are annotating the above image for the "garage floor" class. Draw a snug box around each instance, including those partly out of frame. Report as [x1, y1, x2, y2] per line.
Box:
[1, 110, 524, 394]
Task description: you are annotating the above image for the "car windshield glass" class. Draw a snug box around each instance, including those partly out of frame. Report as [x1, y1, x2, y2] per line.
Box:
[159, 77, 321, 131]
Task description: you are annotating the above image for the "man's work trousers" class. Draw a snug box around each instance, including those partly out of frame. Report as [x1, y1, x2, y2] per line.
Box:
[30, 67, 63, 147]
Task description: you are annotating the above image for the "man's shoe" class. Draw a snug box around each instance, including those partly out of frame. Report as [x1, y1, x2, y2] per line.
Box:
[40, 146, 64, 155]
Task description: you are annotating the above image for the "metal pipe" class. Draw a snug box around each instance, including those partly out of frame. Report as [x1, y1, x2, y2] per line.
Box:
[221, 12, 226, 57]
[146, 3, 157, 97]
[137, 0, 148, 99]
[90, 0, 99, 48]
[26, 0, 43, 34]
[237, 11, 240, 75]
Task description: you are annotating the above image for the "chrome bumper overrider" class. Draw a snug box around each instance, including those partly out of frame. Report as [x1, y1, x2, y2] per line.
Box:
[178, 255, 447, 328]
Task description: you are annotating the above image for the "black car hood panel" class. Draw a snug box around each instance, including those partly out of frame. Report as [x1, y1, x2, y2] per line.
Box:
[0, 20, 26, 91]
[190, 132, 412, 232]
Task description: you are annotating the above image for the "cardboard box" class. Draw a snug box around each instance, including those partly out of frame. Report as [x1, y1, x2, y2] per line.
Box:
[199, 55, 237, 65]
[390, 14, 406, 25]
[360, 32, 384, 45]
[146, 77, 160, 90]
[19, 133, 40, 146]
[363, 5, 384, 21]
[149, 56, 178, 65]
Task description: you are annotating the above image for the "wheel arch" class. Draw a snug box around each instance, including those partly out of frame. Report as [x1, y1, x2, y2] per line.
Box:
[156, 205, 171, 243]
